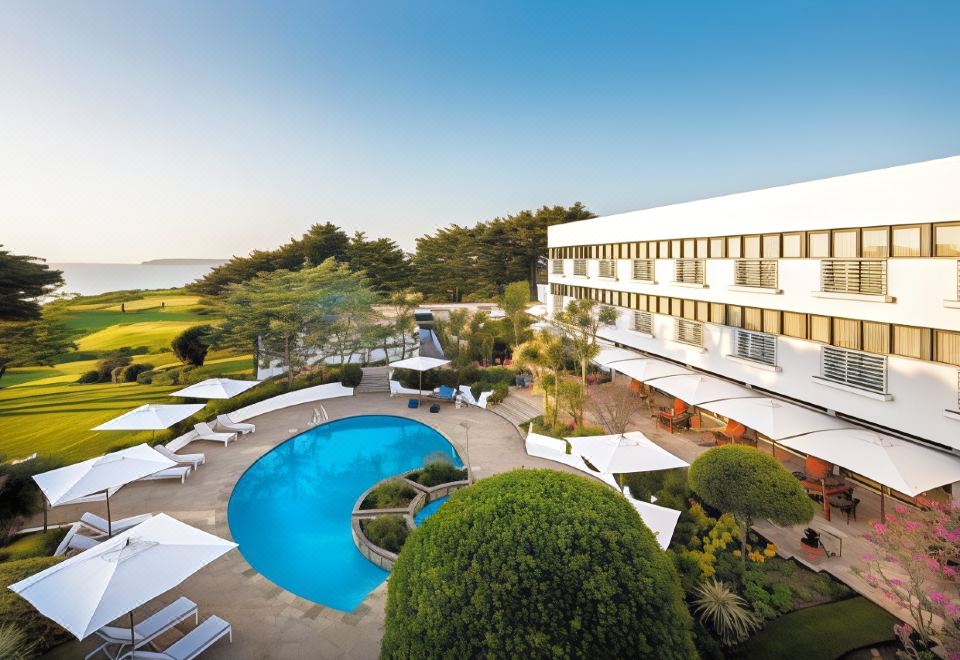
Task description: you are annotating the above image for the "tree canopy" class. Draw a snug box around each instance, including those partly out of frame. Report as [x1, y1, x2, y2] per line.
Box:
[688, 445, 814, 556]
[382, 469, 696, 659]
[0, 246, 64, 321]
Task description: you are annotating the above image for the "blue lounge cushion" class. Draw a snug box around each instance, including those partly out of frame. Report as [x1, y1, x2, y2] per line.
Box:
[438, 385, 455, 399]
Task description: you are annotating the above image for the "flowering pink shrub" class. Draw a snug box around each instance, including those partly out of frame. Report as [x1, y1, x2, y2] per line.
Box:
[857, 501, 960, 657]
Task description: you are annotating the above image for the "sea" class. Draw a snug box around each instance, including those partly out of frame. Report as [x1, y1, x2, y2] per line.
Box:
[50, 262, 226, 297]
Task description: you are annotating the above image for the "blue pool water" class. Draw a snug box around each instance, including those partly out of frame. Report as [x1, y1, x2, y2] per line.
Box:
[228, 415, 463, 611]
[414, 495, 450, 526]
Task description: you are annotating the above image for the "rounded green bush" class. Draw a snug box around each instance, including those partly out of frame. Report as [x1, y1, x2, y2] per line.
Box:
[362, 515, 409, 554]
[340, 363, 363, 388]
[382, 469, 696, 659]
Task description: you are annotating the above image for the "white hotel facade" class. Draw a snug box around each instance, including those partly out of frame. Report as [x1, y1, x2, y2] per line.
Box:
[546, 156, 960, 467]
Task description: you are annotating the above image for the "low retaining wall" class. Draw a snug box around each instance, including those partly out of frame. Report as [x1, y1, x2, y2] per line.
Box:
[351, 471, 470, 571]
[165, 382, 353, 452]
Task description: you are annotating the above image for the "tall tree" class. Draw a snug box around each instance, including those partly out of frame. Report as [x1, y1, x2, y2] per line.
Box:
[345, 232, 412, 294]
[0, 246, 64, 321]
[0, 319, 76, 383]
[411, 225, 484, 301]
[514, 331, 568, 426]
[500, 280, 532, 347]
[388, 290, 423, 360]
[552, 299, 618, 389]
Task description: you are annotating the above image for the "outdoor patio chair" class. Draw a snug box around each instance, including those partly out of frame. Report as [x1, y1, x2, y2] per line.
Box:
[53, 523, 101, 557]
[86, 596, 199, 660]
[192, 423, 237, 447]
[216, 414, 255, 435]
[138, 465, 192, 484]
[117, 614, 232, 660]
[154, 445, 205, 470]
[429, 385, 458, 402]
[79, 512, 153, 538]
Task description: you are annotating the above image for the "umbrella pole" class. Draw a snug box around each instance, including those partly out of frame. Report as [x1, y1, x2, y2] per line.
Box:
[419, 371, 423, 406]
[880, 487, 885, 521]
[130, 610, 136, 658]
[105, 489, 112, 538]
[43, 495, 48, 533]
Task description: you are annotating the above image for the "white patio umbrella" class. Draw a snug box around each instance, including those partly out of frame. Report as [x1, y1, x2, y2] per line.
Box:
[623, 490, 682, 550]
[170, 378, 261, 400]
[388, 356, 451, 405]
[702, 397, 853, 441]
[33, 444, 176, 536]
[9, 514, 236, 655]
[568, 432, 689, 482]
[92, 403, 206, 441]
[649, 374, 761, 406]
[609, 358, 694, 383]
[592, 344, 642, 368]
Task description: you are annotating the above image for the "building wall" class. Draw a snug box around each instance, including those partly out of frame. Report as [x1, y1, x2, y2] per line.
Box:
[546, 157, 960, 451]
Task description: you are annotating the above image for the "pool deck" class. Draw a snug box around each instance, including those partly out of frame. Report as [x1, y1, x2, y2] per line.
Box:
[36, 393, 584, 659]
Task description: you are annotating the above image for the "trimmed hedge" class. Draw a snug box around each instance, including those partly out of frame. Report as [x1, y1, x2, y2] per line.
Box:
[383, 470, 697, 659]
[360, 479, 416, 510]
[361, 515, 409, 554]
[407, 462, 467, 487]
[0, 557, 71, 654]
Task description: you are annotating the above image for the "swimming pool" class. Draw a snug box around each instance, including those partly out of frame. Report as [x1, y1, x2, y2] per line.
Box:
[228, 415, 463, 611]
[414, 495, 450, 526]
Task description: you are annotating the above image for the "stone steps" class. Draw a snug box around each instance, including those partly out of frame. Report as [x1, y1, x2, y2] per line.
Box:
[355, 367, 390, 393]
[490, 392, 543, 427]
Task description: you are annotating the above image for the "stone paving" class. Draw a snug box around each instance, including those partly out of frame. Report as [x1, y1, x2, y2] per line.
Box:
[36, 393, 585, 659]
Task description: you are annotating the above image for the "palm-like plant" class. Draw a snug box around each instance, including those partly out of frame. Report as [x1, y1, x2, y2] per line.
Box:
[692, 578, 761, 646]
[514, 331, 567, 426]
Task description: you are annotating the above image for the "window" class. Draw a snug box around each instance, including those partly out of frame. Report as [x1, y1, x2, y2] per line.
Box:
[820, 259, 887, 295]
[674, 259, 705, 284]
[783, 312, 808, 339]
[820, 345, 888, 394]
[893, 325, 931, 360]
[809, 315, 832, 343]
[671, 240, 682, 258]
[726, 305, 743, 328]
[763, 309, 781, 334]
[936, 330, 960, 366]
[743, 307, 763, 332]
[551, 259, 564, 275]
[659, 241, 670, 258]
[762, 234, 780, 258]
[935, 224, 960, 257]
[862, 227, 889, 258]
[682, 299, 696, 320]
[892, 226, 923, 257]
[670, 298, 682, 316]
[635, 242, 647, 259]
[744, 235, 761, 259]
[697, 301, 710, 322]
[734, 329, 777, 366]
[733, 259, 778, 288]
[552, 295, 564, 314]
[633, 311, 654, 335]
[658, 297, 671, 315]
[598, 259, 616, 278]
[832, 318, 862, 350]
[710, 238, 725, 258]
[632, 259, 655, 281]
[675, 319, 703, 347]
[808, 231, 830, 258]
[573, 259, 587, 276]
[862, 321, 890, 354]
[783, 233, 804, 258]
[726, 236, 742, 259]
[683, 239, 695, 257]
[696, 238, 709, 258]
[832, 229, 858, 258]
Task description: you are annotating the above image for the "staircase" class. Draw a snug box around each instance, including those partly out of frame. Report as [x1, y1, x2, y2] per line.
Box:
[490, 392, 543, 427]
[355, 367, 390, 394]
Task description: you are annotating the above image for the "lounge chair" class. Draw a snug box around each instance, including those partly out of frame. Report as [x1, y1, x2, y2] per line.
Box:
[429, 385, 458, 402]
[154, 445, 205, 470]
[80, 512, 153, 538]
[216, 414, 255, 435]
[138, 465, 192, 484]
[86, 596, 199, 660]
[192, 423, 237, 447]
[118, 615, 232, 660]
[53, 523, 101, 557]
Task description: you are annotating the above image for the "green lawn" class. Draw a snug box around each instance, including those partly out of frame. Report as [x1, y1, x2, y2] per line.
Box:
[734, 597, 899, 660]
[76, 321, 203, 353]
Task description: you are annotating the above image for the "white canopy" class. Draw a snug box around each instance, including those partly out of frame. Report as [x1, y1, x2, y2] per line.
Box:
[388, 356, 450, 372]
[170, 378, 261, 400]
[526, 304, 547, 318]
[702, 397, 852, 441]
[33, 444, 176, 507]
[650, 374, 760, 406]
[9, 514, 236, 640]
[525, 433, 620, 490]
[592, 344, 643, 368]
[610, 358, 694, 383]
[568, 432, 689, 474]
[624, 491, 682, 550]
[92, 404, 205, 431]
[780, 429, 960, 497]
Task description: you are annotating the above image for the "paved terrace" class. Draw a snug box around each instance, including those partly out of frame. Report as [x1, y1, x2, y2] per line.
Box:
[35, 393, 585, 660]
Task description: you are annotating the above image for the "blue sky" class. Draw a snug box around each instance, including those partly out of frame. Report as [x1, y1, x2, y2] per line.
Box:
[1, 1, 958, 262]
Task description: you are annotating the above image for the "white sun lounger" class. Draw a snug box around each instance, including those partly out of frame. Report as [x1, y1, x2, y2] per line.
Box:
[154, 445, 205, 470]
[79, 512, 153, 538]
[216, 414, 255, 435]
[53, 523, 101, 557]
[119, 615, 232, 660]
[192, 423, 237, 447]
[138, 465, 192, 484]
[86, 596, 199, 660]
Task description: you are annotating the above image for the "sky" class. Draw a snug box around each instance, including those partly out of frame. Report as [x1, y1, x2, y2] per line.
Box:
[1, 1, 958, 263]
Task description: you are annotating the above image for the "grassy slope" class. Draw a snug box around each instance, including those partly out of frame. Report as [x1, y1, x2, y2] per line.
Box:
[734, 597, 899, 660]
[0, 292, 252, 462]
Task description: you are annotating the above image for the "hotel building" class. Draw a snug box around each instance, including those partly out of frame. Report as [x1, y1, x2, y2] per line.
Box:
[547, 156, 960, 485]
